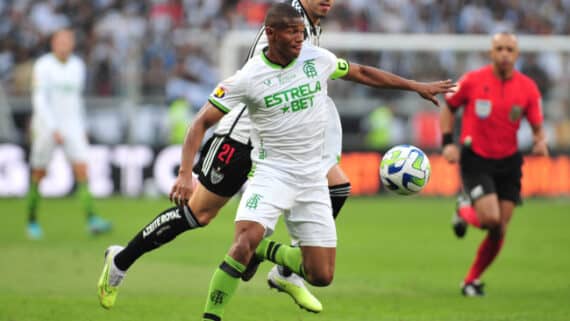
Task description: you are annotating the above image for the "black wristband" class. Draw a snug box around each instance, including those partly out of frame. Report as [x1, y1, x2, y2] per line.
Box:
[442, 133, 453, 146]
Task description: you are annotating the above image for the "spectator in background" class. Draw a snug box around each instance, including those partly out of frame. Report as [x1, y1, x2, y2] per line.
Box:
[521, 53, 551, 99]
[165, 45, 218, 112]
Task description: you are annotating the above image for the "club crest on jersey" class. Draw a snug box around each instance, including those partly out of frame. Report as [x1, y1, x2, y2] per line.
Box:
[210, 168, 224, 184]
[509, 105, 523, 122]
[303, 59, 318, 78]
[213, 86, 226, 98]
[475, 99, 492, 119]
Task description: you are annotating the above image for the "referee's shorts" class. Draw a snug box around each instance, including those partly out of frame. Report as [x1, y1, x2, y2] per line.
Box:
[460, 147, 523, 205]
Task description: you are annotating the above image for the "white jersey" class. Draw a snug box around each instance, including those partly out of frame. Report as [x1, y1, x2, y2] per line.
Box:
[208, 44, 349, 178]
[31, 53, 86, 134]
[214, 0, 321, 144]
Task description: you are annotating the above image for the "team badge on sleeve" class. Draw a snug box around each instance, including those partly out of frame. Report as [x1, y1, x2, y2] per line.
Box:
[213, 86, 226, 98]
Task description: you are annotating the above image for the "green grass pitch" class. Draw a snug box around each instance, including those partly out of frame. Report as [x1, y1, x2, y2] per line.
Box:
[1, 196, 569, 321]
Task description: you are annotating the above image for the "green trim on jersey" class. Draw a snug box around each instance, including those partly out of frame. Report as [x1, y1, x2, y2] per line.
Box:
[331, 58, 349, 80]
[208, 98, 230, 114]
[261, 51, 297, 70]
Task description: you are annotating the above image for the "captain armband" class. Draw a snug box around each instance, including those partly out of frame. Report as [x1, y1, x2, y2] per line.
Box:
[330, 59, 349, 80]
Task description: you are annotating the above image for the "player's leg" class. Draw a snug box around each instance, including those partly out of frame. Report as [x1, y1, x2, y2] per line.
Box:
[26, 129, 55, 239]
[98, 135, 250, 309]
[327, 164, 351, 219]
[71, 161, 112, 234]
[108, 134, 249, 269]
[268, 165, 346, 296]
[203, 176, 288, 321]
[452, 148, 492, 237]
[98, 183, 228, 309]
[262, 188, 335, 312]
[26, 168, 46, 239]
[64, 132, 112, 233]
[203, 220, 265, 321]
[462, 153, 523, 296]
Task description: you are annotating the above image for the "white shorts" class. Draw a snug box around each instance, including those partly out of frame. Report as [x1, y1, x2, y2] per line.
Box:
[30, 128, 89, 169]
[235, 169, 336, 248]
[323, 97, 342, 172]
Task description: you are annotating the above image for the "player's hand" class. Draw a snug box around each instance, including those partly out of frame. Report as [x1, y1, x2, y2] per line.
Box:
[442, 144, 460, 163]
[169, 171, 194, 207]
[414, 80, 456, 107]
[53, 131, 64, 145]
[532, 139, 549, 157]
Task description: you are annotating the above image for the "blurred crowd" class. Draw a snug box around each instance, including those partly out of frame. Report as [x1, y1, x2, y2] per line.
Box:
[0, 0, 569, 147]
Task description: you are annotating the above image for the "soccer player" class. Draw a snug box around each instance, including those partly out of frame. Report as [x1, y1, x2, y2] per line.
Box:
[198, 4, 454, 320]
[96, 2, 453, 313]
[441, 32, 548, 296]
[26, 29, 111, 240]
[100, 0, 343, 312]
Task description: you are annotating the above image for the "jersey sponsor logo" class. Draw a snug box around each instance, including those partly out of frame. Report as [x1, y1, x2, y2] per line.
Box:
[213, 86, 226, 98]
[303, 59, 318, 78]
[475, 99, 492, 119]
[509, 105, 523, 122]
[263, 81, 322, 113]
[142, 208, 182, 238]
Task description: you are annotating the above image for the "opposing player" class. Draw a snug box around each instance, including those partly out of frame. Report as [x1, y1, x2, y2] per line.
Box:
[97, 2, 452, 312]
[26, 29, 111, 240]
[200, 4, 454, 320]
[441, 32, 548, 296]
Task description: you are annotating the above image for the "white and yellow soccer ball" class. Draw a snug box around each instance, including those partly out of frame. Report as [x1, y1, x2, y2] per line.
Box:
[380, 144, 431, 195]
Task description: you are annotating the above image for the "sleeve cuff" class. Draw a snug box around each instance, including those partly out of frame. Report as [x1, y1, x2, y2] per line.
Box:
[208, 98, 230, 114]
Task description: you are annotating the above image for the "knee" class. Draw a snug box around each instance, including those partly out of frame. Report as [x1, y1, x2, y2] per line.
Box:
[307, 272, 334, 287]
[192, 208, 218, 226]
[230, 235, 259, 264]
[489, 224, 506, 241]
[479, 210, 501, 229]
[305, 267, 334, 287]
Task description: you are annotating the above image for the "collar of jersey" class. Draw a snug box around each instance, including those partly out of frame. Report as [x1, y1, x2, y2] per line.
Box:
[261, 51, 297, 70]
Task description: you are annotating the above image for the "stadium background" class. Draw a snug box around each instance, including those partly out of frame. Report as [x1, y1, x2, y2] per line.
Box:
[0, 0, 570, 197]
[1, 2, 569, 321]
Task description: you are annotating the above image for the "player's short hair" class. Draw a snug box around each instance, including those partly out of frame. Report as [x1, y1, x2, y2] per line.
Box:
[264, 3, 302, 29]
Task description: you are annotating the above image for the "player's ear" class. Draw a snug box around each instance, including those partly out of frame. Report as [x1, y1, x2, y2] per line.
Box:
[265, 26, 274, 38]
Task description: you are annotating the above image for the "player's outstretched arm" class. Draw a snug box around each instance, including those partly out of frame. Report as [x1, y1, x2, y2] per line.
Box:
[170, 102, 224, 206]
[341, 63, 455, 106]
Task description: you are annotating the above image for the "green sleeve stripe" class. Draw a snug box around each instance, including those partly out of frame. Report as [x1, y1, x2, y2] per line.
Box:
[208, 98, 230, 114]
[330, 58, 350, 80]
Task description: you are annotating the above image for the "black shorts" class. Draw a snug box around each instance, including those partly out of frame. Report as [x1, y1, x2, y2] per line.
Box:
[460, 147, 523, 205]
[192, 135, 252, 197]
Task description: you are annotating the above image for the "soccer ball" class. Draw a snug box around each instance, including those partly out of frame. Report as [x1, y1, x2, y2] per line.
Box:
[380, 144, 431, 195]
